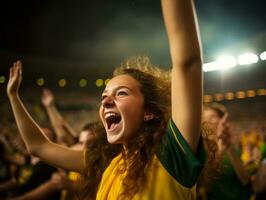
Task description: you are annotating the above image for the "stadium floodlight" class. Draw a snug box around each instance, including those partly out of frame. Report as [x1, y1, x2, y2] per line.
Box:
[216, 55, 237, 70]
[238, 53, 259, 65]
[203, 62, 220, 72]
[203, 55, 237, 72]
[260, 51, 266, 60]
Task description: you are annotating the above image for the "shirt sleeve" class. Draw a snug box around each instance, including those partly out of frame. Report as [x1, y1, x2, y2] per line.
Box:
[156, 119, 205, 188]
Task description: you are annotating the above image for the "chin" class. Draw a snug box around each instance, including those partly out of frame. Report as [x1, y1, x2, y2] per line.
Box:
[107, 133, 123, 144]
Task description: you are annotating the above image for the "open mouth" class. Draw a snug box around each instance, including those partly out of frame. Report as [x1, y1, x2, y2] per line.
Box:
[105, 113, 122, 130]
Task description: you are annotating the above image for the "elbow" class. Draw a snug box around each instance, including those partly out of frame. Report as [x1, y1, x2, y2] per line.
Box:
[173, 54, 202, 71]
[26, 146, 37, 156]
[183, 54, 202, 69]
[26, 144, 40, 157]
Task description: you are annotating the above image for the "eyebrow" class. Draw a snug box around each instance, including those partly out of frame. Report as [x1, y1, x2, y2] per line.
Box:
[102, 86, 131, 94]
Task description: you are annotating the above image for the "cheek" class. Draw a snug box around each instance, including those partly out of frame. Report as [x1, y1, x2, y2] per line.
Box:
[123, 99, 144, 118]
[122, 101, 145, 132]
[99, 106, 104, 122]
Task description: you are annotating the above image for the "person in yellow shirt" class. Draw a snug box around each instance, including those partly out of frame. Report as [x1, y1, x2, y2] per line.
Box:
[6, 0, 204, 199]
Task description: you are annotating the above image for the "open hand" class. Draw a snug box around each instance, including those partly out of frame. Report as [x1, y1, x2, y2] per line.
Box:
[42, 88, 55, 107]
[7, 61, 22, 96]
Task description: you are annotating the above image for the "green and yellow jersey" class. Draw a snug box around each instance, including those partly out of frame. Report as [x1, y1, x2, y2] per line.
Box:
[95, 119, 205, 200]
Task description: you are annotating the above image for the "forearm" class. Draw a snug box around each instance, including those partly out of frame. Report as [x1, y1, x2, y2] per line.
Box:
[227, 146, 250, 185]
[161, 0, 202, 66]
[8, 94, 50, 155]
[45, 105, 65, 138]
[46, 105, 77, 144]
[6, 62, 84, 172]
[162, 0, 202, 153]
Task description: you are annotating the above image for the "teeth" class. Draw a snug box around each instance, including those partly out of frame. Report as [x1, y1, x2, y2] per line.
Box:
[105, 112, 119, 119]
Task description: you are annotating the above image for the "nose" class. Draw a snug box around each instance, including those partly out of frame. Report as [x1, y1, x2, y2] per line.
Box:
[101, 95, 115, 108]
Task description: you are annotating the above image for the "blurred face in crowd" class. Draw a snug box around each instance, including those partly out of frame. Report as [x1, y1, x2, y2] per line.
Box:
[99, 75, 145, 145]
[203, 108, 221, 128]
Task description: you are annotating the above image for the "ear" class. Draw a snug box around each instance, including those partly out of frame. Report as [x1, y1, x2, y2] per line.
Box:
[143, 112, 155, 122]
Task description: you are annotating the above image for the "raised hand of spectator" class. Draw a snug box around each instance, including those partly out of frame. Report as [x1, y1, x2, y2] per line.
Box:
[41, 88, 55, 107]
[7, 61, 22, 96]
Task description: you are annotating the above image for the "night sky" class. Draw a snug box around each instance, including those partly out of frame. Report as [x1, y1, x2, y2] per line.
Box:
[0, 0, 265, 85]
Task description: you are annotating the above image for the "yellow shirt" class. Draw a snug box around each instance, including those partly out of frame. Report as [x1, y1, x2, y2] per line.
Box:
[96, 154, 196, 200]
[94, 119, 205, 200]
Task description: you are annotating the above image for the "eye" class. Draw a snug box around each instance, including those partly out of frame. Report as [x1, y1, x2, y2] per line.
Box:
[117, 90, 128, 96]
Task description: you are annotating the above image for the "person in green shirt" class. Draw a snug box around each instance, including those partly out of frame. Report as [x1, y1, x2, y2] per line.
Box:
[201, 103, 253, 200]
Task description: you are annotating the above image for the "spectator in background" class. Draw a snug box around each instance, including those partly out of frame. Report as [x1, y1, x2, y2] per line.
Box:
[250, 130, 266, 200]
[3, 128, 61, 200]
[200, 103, 252, 200]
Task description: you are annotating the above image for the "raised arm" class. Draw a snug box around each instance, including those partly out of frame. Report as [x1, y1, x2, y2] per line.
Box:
[7, 61, 84, 172]
[42, 88, 78, 145]
[161, 0, 202, 153]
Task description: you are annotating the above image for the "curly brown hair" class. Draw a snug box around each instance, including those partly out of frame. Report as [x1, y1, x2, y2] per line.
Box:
[78, 56, 171, 200]
[113, 57, 171, 199]
[79, 56, 215, 200]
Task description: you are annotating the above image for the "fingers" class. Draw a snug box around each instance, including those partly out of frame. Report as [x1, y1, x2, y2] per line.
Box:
[9, 60, 22, 79]
[14, 60, 22, 76]
[9, 66, 13, 79]
[17, 60, 22, 76]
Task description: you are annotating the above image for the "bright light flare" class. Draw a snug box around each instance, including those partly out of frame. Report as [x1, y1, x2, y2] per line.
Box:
[79, 78, 87, 87]
[0, 76, 6, 83]
[203, 55, 237, 72]
[96, 79, 104, 87]
[59, 79, 66, 87]
[260, 51, 266, 60]
[37, 78, 45, 86]
[238, 53, 258, 65]
[217, 55, 237, 69]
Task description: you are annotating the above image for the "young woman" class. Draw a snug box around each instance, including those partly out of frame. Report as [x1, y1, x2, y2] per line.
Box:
[7, 0, 204, 199]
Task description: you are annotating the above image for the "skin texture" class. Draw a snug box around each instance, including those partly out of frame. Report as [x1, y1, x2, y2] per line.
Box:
[99, 75, 145, 145]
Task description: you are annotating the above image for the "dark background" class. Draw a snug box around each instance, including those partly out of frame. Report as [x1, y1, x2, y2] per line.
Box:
[0, 0, 265, 92]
